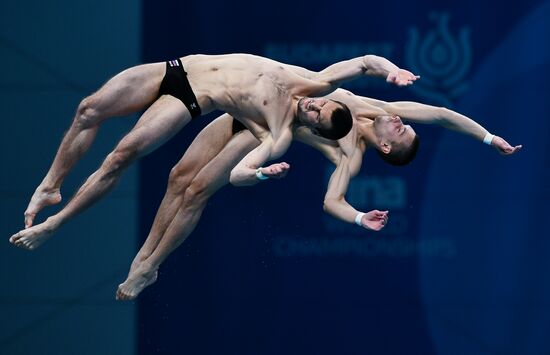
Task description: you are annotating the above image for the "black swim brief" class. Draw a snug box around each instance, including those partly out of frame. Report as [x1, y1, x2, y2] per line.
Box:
[158, 59, 202, 118]
[232, 118, 247, 135]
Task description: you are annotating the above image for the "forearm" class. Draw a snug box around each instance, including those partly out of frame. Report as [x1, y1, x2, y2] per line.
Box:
[229, 167, 260, 187]
[229, 133, 291, 186]
[323, 196, 362, 225]
[362, 55, 400, 79]
[437, 107, 490, 141]
[316, 55, 401, 88]
[229, 139, 272, 187]
[323, 154, 362, 225]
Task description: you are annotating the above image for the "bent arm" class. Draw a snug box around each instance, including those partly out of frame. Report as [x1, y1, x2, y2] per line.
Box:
[323, 156, 361, 224]
[322, 155, 387, 231]
[313, 55, 418, 93]
[296, 127, 387, 230]
[294, 129, 359, 222]
[229, 132, 292, 186]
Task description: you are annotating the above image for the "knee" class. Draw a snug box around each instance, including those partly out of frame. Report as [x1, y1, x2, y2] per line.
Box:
[103, 146, 137, 177]
[182, 178, 210, 207]
[167, 166, 193, 195]
[75, 96, 101, 128]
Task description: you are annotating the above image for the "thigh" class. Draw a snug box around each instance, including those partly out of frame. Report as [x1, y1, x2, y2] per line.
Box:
[169, 114, 238, 180]
[189, 129, 260, 193]
[116, 95, 192, 157]
[91, 61, 166, 118]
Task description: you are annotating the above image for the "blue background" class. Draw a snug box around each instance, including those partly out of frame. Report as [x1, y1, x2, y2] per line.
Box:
[1, 0, 548, 354]
[138, 1, 549, 355]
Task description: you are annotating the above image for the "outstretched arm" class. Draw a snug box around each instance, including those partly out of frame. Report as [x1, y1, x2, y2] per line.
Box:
[323, 155, 388, 231]
[363, 98, 522, 155]
[311, 55, 419, 94]
[229, 131, 292, 186]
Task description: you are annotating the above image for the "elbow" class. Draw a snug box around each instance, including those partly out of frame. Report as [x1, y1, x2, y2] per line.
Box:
[436, 107, 450, 122]
[229, 168, 249, 187]
[323, 197, 337, 214]
[362, 54, 377, 64]
[229, 169, 241, 187]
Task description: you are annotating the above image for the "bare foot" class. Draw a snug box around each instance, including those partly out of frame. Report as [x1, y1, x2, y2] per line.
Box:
[116, 261, 158, 301]
[9, 220, 57, 250]
[24, 188, 62, 228]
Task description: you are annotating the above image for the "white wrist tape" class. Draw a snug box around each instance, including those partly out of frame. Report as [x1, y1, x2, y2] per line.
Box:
[355, 212, 365, 226]
[255, 168, 269, 180]
[483, 133, 495, 145]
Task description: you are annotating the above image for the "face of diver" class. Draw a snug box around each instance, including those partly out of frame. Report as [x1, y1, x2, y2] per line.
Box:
[373, 115, 417, 153]
[297, 97, 342, 131]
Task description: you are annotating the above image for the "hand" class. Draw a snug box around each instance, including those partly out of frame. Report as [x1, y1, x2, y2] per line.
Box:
[360, 210, 389, 231]
[491, 136, 522, 155]
[260, 162, 290, 179]
[386, 69, 420, 87]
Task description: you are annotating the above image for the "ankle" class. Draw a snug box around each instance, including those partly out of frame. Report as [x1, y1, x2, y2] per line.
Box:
[45, 216, 62, 230]
[37, 184, 60, 194]
[138, 259, 159, 274]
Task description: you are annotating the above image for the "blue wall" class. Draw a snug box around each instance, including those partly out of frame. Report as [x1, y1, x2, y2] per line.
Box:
[0, 0, 141, 354]
[138, 1, 549, 354]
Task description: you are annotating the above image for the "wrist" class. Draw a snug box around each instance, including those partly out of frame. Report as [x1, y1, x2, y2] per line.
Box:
[255, 167, 269, 181]
[354, 212, 365, 226]
[483, 133, 494, 145]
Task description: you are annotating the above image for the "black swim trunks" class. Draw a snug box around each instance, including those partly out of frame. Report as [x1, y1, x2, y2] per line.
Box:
[158, 59, 202, 118]
[232, 118, 247, 135]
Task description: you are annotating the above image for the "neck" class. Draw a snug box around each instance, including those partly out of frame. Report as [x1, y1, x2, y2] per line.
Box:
[355, 116, 378, 149]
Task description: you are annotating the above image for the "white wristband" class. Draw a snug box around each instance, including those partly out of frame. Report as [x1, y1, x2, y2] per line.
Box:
[355, 212, 365, 226]
[483, 133, 495, 145]
[255, 168, 269, 180]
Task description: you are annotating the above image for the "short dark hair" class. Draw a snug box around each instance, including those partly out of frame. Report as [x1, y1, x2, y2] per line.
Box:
[377, 134, 420, 166]
[316, 101, 353, 140]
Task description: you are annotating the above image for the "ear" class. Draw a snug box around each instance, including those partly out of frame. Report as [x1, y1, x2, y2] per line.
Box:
[379, 141, 392, 154]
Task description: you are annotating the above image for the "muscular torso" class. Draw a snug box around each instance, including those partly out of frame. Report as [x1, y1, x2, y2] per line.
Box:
[180, 54, 323, 143]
